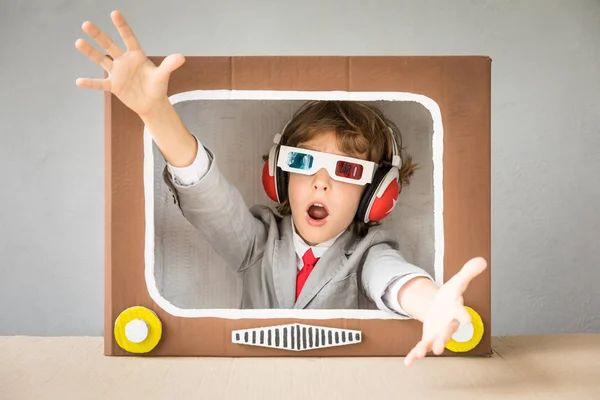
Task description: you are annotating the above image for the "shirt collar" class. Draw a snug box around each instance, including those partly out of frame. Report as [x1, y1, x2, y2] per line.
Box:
[290, 217, 344, 261]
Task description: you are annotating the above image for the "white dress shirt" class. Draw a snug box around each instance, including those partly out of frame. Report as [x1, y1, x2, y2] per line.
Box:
[166, 135, 432, 317]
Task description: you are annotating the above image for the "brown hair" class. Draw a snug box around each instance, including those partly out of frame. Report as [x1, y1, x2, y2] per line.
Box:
[265, 100, 416, 236]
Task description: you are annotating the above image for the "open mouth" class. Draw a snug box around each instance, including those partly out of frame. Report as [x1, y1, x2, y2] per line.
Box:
[306, 202, 329, 221]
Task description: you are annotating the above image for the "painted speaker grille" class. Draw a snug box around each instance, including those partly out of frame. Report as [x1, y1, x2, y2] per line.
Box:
[232, 323, 362, 351]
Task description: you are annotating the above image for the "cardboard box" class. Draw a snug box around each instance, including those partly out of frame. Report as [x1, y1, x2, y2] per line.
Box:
[104, 56, 491, 357]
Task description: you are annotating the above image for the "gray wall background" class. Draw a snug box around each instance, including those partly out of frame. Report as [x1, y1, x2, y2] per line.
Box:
[1, 0, 598, 336]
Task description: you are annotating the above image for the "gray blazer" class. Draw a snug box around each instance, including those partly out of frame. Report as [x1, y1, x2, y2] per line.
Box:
[162, 148, 429, 313]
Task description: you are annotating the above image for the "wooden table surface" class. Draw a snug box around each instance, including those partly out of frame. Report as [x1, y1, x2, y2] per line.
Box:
[1, 335, 598, 399]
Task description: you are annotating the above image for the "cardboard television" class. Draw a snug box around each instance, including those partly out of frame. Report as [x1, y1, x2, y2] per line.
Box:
[105, 56, 491, 357]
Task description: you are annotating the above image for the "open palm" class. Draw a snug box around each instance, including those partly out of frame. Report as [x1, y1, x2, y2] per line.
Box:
[405, 257, 487, 367]
[75, 10, 185, 117]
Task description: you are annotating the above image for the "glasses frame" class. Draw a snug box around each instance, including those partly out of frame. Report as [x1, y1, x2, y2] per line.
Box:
[277, 145, 377, 186]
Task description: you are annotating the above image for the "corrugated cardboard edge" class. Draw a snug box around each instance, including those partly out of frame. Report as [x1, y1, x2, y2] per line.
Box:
[105, 56, 491, 357]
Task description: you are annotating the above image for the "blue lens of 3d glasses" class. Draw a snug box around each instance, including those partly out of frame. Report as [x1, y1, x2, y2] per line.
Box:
[286, 151, 314, 170]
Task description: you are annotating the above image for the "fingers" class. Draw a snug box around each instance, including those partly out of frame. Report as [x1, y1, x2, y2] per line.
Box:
[448, 257, 488, 293]
[404, 338, 431, 367]
[111, 10, 142, 52]
[81, 20, 124, 59]
[404, 347, 418, 367]
[155, 54, 186, 84]
[75, 38, 113, 72]
[432, 319, 460, 355]
[158, 54, 186, 75]
[75, 77, 111, 91]
[404, 345, 420, 367]
[455, 305, 472, 326]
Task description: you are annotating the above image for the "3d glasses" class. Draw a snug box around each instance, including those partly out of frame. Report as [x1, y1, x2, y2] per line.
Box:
[277, 145, 377, 185]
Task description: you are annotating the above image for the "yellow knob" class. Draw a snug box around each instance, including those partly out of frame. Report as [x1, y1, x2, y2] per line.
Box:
[445, 306, 484, 353]
[114, 306, 162, 354]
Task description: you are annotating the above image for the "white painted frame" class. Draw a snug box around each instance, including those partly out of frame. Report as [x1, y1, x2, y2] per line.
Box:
[143, 90, 443, 320]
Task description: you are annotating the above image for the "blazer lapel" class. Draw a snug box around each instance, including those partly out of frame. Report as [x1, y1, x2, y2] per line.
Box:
[272, 216, 297, 309]
[293, 230, 355, 309]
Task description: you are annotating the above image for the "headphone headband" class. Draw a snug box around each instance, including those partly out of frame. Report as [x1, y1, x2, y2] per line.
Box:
[387, 127, 401, 167]
[353, 102, 402, 168]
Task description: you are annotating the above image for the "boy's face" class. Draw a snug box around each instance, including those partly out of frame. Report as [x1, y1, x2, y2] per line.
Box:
[288, 130, 367, 246]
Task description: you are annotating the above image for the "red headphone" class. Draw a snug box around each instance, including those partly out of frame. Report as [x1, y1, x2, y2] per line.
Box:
[262, 105, 402, 224]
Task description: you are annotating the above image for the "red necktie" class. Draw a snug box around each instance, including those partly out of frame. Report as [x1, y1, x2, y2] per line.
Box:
[296, 248, 320, 300]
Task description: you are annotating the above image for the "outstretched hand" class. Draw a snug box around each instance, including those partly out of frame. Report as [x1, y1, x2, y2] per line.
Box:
[75, 10, 185, 117]
[405, 257, 487, 367]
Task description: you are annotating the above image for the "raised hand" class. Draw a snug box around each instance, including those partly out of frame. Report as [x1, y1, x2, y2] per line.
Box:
[404, 257, 487, 367]
[75, 10, 185, 117]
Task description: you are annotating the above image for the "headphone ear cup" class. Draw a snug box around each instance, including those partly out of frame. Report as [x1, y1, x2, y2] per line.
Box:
[356, 166, 400, 223]
[356, 166, 389, 223]
[262, 160, 279, 202]
[368, 170, 399, 222]
[262, 142, 288, 204]
[262, 143, 281, 202]
[276, 168, 288, 203]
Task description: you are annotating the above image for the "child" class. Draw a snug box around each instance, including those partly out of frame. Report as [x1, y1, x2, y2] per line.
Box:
[164, 99, 433, 314]
[75, 11, 487, 367]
